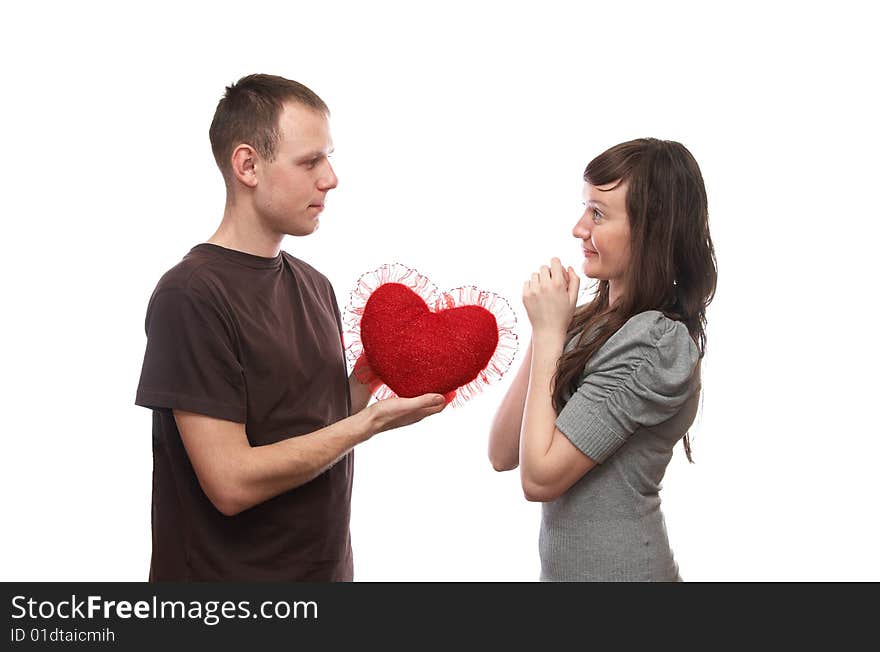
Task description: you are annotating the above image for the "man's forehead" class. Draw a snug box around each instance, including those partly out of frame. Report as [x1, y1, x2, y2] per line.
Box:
[279, 100, 327, 122]
[277, 102, 332, 148]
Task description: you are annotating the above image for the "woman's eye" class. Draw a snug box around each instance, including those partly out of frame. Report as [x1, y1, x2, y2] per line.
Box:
[592, 209, 603, 223]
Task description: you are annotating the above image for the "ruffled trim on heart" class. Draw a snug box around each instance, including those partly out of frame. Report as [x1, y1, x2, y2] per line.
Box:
[343, 263, 519, 408]
[439, 286, 518, 407]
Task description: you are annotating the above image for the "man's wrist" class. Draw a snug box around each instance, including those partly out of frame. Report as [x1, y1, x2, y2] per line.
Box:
[350, 405, 377, 441]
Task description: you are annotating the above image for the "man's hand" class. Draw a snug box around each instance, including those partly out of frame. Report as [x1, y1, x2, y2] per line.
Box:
[350, 354, 458, 415]
[348, 354, 387, 414]
[352, 354, 385, 394]
[366, 394, 448, 434]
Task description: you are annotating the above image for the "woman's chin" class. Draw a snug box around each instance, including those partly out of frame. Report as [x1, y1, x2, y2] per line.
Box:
[582, 261, 599, 277]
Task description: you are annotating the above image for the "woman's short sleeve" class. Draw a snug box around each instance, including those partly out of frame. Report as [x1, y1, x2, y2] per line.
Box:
[555, 311, 699, 464]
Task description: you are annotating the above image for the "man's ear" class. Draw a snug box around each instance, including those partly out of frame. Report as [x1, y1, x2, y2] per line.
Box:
[230, 144, 259, 188]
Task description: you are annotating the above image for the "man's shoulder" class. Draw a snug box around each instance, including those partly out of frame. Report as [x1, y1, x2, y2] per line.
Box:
[151, 246, 219, 296]
[281, 251, 321, 276]
[281, 252, 332, 287]
[143, 247, 239, 331]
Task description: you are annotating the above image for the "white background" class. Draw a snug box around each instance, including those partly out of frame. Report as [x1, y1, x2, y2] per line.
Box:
[2, 1, 877, 581]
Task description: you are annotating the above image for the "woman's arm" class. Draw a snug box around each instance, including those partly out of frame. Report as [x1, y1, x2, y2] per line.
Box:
[488, 340, 533, 471]
[519, 259, 596, 501]
[519, 334, 596, 501]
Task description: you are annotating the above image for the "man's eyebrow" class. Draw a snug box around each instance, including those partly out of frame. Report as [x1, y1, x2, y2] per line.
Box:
[298, 148, 333, 161]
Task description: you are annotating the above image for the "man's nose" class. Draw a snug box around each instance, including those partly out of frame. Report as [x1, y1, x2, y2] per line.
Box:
[319, 160, 338, 191]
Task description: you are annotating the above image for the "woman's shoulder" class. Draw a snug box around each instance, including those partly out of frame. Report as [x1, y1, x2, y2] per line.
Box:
[591, 310, 699, 376]
[619, 310, 691, 345]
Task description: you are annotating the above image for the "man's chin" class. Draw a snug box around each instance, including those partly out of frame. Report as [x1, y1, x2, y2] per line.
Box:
[285, 220, 319, 237]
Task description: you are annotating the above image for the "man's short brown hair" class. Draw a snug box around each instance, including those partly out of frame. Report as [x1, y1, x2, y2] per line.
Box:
[209, 74, 329, 182]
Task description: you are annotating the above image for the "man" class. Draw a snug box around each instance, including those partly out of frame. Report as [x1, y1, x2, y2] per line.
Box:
[135, 74, 446, 581]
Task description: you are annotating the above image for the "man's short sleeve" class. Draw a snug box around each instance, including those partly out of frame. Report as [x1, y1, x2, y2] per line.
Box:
[136, 287, 247, 422]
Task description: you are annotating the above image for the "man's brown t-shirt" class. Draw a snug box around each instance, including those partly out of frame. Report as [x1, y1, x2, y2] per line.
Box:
[136, 244, 353, 581]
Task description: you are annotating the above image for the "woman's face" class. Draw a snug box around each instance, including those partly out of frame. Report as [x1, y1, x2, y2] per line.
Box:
[572, 180, 632, 289]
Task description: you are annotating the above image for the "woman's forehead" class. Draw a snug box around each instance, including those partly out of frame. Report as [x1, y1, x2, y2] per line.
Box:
[583, 180, 628, 208]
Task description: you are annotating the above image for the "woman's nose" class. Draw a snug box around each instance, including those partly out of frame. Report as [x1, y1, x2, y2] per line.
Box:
[572, 212, 590, 239]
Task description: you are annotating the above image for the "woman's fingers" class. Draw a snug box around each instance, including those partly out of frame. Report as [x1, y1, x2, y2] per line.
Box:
[540, 265, 551, 284]
[526, 260, 571, 293]
[567, 266, 580, 304]
[550, 257, 566, 286]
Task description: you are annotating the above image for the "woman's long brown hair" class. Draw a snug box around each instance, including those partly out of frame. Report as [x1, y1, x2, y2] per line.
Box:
[553, 139, 717, 462]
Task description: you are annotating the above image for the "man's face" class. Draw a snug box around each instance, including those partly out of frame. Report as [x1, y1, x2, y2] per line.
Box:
[253, 102, 338, 237]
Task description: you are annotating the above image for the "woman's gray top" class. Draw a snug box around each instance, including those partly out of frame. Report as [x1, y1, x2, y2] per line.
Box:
[541, 310, 701, 581]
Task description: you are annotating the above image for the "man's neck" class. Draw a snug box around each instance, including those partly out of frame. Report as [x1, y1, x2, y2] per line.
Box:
[207, 202, 284, 258]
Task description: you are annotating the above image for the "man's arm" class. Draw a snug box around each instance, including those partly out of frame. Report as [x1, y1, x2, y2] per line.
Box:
[349, 370, 372, 414]
[175, 393, 446, 516]
[488, 340, 532, 471]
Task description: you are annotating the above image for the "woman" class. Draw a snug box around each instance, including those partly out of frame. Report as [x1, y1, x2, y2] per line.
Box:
[489, 138, 717, 581]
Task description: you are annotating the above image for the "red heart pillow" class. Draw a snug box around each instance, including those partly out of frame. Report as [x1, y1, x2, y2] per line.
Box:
[344, 264, 517, 406]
